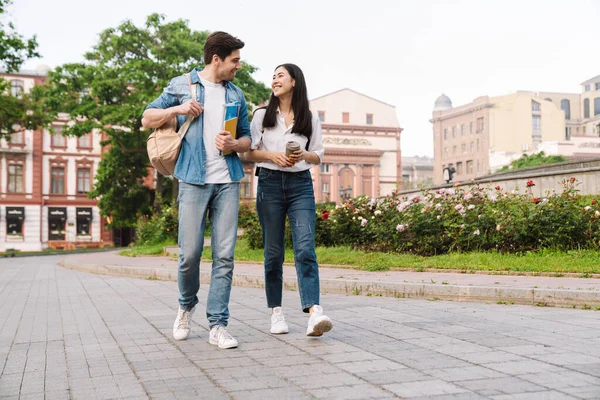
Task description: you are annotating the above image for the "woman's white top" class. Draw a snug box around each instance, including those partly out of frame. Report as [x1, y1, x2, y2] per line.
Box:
[250, 108, 324, 172]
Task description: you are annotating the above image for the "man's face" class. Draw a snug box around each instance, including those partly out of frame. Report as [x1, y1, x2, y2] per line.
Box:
[216, 50, 242, 81]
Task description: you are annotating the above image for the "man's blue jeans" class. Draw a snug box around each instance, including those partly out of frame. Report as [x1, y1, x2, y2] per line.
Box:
[177, 182, 239, 327]
[256, 169, 320, 313]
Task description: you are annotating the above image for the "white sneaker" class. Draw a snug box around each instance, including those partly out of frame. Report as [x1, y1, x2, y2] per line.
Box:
[209, 326, 238, 349]
[173, 306, 195, 341]
[306, 305, 333, 337]
[270, 307, 289, 334]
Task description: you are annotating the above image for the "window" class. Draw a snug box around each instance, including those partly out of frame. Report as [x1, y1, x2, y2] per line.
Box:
[532, 115, 541, 131]
[476, 117, 484, 133]
[78, 133, 92, 148]
[470, 142, 474, 154]
[51, 126, 66, 147]
[596, 83, 600, 91]
[320, 163, 330, 173]
[456, 162, 463, 174]
[585, 84, 591, 92]
[452, 126, 457, 138]
[560, 99, 571, 120]
[318, 111, 325, 122]
[461, 124, 466, 136]
[342, 112, 349, 123]
[444, 147, 449, 157]
[9, 131, 24, 145]
[531, 100, 541, 112]
[366, 114, 373, 125]
[477, 160, 480, 173]
[443, 128, 448, 140]
[76, 208, 92, 236]
[565, 127, 571, 140]
[544, 98, 552, 102]
[470, 122, 474, 134]
[597, 124, 600, 137]
[6, 207, 24, 237]
[77, 168, 91, 194]
[8, 165, 23, 193]
[452, 145, 457, 155]
[48, 208, 66, 241]
[239, 174, 250, 198]
[10, 80, 23, 98]
[467, 160, 474, 174]
[476, 138, 480, 151]
[583, 126, 587, 135]
[322, 183, 329, 193]
[595, 98, 600, 116]
[51, 167, 65, 194]
[461, 143, 466, 154]
[583, 98, 590, 119]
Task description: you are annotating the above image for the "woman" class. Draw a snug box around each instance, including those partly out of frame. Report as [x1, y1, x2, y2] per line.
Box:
[246, 64, 333, 337]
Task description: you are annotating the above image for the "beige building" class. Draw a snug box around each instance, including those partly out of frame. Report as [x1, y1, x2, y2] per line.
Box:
[243, 89, 403, 203]
[431, 74, 600, 184]
[401, 156, 433, 189]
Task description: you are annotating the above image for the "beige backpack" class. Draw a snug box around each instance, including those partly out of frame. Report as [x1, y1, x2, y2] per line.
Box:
[147, 74, 197, 176]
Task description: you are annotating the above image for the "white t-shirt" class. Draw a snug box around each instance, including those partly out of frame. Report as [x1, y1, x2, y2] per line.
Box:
[200, 77, 230, 183]
[250, 108, 324, 172]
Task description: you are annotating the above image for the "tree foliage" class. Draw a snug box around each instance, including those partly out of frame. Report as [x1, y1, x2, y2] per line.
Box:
[497, 151, 567, 173]
[0, 0, 39, 72]
[0, 0, 42, 138]
[37, 14, 270, 227]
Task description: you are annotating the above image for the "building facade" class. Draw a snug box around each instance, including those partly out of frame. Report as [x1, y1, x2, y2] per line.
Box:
[0, 68, 112, 252]
[401, 156, 434, 189]
[242, 89, 403, 203]
[431, 74, 600, 184]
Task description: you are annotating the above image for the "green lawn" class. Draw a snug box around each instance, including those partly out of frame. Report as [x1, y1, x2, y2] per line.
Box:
[203, 240, 600, 275]
[122, 239, 600, 275]
[119, 242, 174, 257]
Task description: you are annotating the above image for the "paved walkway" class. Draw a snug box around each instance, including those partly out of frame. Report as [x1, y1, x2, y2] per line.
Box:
[60, 251, 600, 308]
[2, 256, 600, 399]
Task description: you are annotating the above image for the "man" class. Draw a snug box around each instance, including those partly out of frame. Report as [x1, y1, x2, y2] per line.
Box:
[142, 31, 251, 349]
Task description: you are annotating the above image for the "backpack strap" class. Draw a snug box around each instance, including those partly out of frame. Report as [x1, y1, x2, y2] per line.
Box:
[177, 73, 197, 140]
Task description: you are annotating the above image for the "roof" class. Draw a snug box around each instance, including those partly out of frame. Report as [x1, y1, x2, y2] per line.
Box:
[311, 88, 396, 108]
[580, 74, 600, 85]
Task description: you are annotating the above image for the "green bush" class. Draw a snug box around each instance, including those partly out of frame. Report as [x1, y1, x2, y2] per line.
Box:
[135, 205, 179, 246]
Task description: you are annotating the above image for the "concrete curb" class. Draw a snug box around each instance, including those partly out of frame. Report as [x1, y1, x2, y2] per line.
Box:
[59, 260, 600, 308]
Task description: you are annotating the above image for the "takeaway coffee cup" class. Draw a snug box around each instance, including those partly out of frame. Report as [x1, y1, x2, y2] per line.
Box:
[285, 141, 300, 157]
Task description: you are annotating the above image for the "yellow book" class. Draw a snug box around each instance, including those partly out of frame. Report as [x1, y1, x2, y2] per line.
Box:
[221, 116, 238, 155]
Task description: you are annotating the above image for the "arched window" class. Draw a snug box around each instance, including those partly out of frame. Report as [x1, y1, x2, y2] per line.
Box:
[584, 98, 590, 119]
[560, 99, 571, 120]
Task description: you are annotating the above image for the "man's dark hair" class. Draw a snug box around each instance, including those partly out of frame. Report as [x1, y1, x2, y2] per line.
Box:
[203, 31, 245, 65]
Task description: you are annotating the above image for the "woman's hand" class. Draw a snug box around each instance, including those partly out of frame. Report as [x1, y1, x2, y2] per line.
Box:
[288, 149, 306, 165]
[270, 152, 293, 168]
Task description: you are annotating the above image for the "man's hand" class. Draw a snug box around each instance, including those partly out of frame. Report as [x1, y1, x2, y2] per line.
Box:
[176, 100, 203, 118]
[216, 131, 238, 152]
[270, 152, 293, 168]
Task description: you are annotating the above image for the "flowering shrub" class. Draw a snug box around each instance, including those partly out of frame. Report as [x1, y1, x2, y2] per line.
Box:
[320, 178, 600, 255]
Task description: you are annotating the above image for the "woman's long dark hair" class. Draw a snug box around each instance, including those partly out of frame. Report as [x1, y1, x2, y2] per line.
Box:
[259, 63, 313, 142]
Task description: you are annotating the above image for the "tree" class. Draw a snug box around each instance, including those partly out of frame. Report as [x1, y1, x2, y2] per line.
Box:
[0, 0, 42, 138]
[37, 14, 270, 228]
[497, 151, 567, 173]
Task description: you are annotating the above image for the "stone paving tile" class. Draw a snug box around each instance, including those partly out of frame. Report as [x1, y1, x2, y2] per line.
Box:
[1, 256, 600, 399]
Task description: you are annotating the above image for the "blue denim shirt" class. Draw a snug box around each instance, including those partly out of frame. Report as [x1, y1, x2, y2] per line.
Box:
[145, 68, 251, 185]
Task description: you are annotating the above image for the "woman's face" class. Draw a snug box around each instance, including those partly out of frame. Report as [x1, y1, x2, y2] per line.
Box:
[271, 66, 295, 98]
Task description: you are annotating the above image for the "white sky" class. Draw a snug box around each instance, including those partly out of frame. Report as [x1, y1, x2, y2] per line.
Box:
[8, 0, 600, 157]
